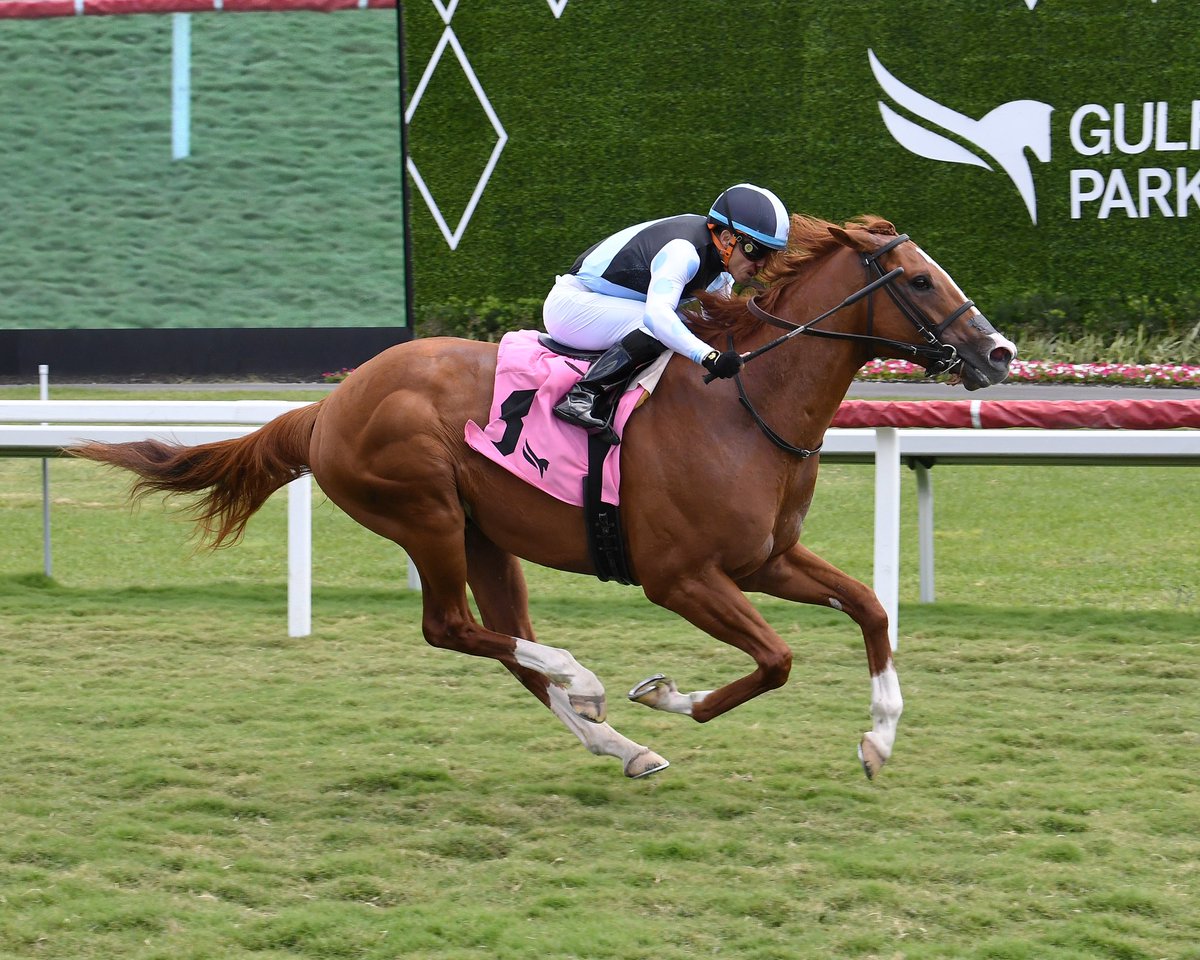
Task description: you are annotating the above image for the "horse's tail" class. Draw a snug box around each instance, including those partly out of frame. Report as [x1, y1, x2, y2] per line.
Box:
[69, 401, 323, 548]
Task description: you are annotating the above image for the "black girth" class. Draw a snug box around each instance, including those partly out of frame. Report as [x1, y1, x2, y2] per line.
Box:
[583, 432, 639, 585]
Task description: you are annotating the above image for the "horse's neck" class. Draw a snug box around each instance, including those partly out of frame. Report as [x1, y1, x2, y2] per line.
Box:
[739, 269, 870, 450]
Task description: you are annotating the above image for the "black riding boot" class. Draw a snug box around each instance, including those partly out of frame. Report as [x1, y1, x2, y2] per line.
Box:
[553, 330, 667, 441]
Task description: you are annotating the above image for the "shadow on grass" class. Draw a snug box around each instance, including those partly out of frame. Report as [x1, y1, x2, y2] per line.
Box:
[0, 573, 417, 626]
[897, 599, 1199, 643]
[2, 573, 1195, 641]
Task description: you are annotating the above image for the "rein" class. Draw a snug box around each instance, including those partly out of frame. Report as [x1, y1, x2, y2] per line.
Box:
[727, 233, 972, 458]
[745, 234, 965, 373]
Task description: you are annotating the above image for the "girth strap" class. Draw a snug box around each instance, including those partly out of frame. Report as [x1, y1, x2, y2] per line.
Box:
[583, 433, 639, 585]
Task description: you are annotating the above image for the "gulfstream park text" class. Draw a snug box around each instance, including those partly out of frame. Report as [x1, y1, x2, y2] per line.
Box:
[1069, 100, 1200, 219]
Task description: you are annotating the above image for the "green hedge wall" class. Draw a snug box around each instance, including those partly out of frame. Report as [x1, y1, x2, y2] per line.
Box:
[403, 1, 1200, 337]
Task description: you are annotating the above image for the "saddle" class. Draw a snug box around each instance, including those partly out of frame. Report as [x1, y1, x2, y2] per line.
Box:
[536, 333, 603, 361]
[463, 331, 662, 586]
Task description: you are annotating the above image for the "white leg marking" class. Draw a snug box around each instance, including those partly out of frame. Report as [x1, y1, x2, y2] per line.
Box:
[513, 637, 603, 699]
[628, 675, 711, 716]
[546, 687, 646, 763]
[549, 687, 668, 777]
[864, 664, 903, 760]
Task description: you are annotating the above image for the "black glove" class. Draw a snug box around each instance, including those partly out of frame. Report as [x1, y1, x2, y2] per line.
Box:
[701, 349, 744, 380]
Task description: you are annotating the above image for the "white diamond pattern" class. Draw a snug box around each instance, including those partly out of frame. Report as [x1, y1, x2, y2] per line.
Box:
[431, 0, 459, 24]
[407, 0, 565, 249]
[406, 25, 507, 250]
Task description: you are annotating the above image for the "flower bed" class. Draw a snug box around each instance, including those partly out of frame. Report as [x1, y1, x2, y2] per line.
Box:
[858, 359, 1200, 388]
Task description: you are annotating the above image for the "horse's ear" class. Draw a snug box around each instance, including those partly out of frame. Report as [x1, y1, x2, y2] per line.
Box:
[828, 225, 870, 252]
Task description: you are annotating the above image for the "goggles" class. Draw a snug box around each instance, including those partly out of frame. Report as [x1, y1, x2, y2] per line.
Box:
[736, 234, 773, 262]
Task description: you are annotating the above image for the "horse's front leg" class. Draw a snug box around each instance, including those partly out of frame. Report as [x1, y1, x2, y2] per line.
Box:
[737, 542, 902, 780]
[632, 570, 794, 723]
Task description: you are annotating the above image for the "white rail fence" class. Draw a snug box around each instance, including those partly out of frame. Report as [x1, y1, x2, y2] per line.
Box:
[2, 400, 314, 636]
[3, 400, 1198, 644]
[818, 426, 1200, 647]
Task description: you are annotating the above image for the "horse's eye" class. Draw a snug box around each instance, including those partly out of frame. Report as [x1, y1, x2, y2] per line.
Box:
[912, 275, 933, 291]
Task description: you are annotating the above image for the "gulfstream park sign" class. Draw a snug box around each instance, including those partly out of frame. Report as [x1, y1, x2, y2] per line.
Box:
[1068, 103, 1200, 220]
[869, 50, 1200, 224]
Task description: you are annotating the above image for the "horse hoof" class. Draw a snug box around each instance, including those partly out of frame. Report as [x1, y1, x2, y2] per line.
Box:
[625, 749, 670, 779]
[627, 673, 669, 705]
[858, 736, 887, 781]
[569, 693, 607, 724]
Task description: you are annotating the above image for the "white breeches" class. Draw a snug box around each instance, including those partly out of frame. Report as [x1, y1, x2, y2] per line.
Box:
[542, 274, 651, 350]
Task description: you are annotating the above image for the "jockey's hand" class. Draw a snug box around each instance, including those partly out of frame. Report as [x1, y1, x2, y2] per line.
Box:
[701, 349, 744, 380]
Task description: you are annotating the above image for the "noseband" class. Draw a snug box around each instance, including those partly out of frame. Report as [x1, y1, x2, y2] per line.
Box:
[860, 233, 970, 377]
[725, 234, 973, 458]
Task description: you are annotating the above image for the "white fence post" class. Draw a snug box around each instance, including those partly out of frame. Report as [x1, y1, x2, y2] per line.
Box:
[914, 461, 935, 603]
[873, 427, 901, 651]
[287, 474, 312, 637]
[39, 365, 52, 578]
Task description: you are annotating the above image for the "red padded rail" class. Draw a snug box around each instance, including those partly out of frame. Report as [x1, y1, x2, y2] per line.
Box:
[831, 399, 1200, 430]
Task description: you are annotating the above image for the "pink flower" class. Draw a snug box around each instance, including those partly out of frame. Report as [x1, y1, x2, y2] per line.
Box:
[855, 359, 1200, 388]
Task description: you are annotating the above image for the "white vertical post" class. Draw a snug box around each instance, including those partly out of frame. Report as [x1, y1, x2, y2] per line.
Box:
[406, 555, 421, 590]
[915, 462, 935, 603]
[287, 474, 312, 637]
[873, 427, 901, 651]
[171, 13, 191, 161]
[39, 365, 52, 579]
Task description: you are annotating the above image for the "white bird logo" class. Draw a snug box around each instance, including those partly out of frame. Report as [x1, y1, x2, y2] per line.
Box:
[868, 49, 1053, 224]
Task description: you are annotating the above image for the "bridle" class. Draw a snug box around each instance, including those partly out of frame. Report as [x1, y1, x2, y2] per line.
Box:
[747, 233, 969, 375]
[720, 233, 975, 458]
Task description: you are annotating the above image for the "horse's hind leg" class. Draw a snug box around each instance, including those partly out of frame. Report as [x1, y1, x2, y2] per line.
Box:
[405, 502, 608, 722]
[328, 473, 608, 722]
[465, 526, 668, 779]
[737, 542, 901, 780]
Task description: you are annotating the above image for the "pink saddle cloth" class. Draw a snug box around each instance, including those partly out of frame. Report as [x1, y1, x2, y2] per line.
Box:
[464, 330, 650, 506]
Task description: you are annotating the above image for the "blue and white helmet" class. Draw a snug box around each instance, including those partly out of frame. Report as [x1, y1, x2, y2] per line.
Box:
[708, 183, 790, 251]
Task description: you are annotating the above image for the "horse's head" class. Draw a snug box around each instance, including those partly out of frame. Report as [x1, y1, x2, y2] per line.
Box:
[825, 219, 1016, 390]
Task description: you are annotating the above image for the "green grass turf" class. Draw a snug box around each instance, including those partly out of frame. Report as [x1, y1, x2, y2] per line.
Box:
[0, 420, 1197, 959]
[0, 12, 404, 331]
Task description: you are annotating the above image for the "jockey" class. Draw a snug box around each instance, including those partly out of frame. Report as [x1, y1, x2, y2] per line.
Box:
[545, 183, 791, 437]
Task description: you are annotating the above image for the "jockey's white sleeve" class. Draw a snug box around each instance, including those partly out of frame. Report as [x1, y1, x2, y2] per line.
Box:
[642, 238, 720, 364]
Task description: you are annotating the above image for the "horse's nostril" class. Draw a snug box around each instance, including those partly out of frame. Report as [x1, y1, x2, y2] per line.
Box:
[990, 346, 1013, 366]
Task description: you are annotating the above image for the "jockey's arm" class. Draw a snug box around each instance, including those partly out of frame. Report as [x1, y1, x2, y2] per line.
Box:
[641, 239, 722, 365]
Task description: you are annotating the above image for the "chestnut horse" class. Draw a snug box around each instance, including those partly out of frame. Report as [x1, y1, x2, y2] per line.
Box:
[72, 215, 1016, 781]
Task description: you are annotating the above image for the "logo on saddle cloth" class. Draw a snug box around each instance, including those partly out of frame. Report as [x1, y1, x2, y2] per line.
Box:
[463, 330, 652, 507]
[522, 440, 549, 478]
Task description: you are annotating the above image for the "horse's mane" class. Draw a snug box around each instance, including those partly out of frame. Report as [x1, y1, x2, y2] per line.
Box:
[688, 214, 898, 341]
